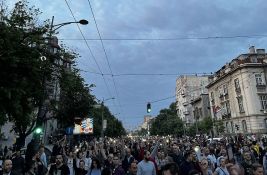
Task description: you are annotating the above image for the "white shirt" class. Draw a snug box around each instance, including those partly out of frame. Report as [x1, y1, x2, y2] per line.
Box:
[67, 158, 75, 175]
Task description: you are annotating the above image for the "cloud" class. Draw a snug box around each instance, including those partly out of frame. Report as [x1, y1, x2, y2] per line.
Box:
[9, 0, 267, 128]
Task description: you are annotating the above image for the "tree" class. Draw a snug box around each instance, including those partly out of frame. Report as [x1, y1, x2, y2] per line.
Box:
[56, 67, 95, 128]
[214, 119, 225, 135]
[0, 0, 54, 149]
[90, 105, 126, 137]
[137, 128, 148, 136]
[198, 116, 213, 135]
[0, 0, 126, 146]
[150, 102, 184, 136]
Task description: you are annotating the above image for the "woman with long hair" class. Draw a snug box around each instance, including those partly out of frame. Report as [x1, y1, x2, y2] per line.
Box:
[213, 157, 230, 175]
[199, 158, 212, 175]
[89, 158, 101, 175]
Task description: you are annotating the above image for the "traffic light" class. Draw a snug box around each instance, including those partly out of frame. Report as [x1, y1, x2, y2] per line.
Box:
[34, 118, 43, 135]
[235, 124, 239, 131]
[147, 102, 151, 113]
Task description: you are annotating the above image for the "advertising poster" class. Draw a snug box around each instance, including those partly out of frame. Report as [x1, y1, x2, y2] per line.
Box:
[73, 118, 93, 134]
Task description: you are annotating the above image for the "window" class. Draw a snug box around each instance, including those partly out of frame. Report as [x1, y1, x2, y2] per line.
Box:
[255, 74, 264, 85]
[225, 101, 231, 114]
[210, 92, 215, 104]
[242, 120, 247, 132]
[234, 78, 240, 90]
[231, 121, 234, 133]
[265, 119, 267, 130]
[226, 122, 230, 133]
[237, 96, 245, 113]
[219, 87, 223, 97]
[259, 95, 267, 110]
[223, 84, 228, 95]
[251, 57, 258, 63]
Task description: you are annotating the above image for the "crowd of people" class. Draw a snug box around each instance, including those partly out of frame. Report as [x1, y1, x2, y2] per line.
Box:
[0, 134, 267, 175]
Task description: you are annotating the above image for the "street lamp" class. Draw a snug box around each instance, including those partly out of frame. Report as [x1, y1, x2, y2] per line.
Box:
[40, 16, 88, 144]
[50, 16, 88, 33]
[101, 97, 115, 138]
[93, 97, 115, 139]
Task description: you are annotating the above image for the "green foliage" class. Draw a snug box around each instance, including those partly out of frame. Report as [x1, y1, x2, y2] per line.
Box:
[198, 116, 213, 134]
[57, 68, 95, 127]
[137, 128, 148, 136]
[105, 117, 126, 137]
[89, 104, 126, 137]
[0, 0, 51, 131]
[214, 119, 225, 134]
[0, 0, 126, 143]
[0, 0, 55, 148]
[150, 102, 184, 136]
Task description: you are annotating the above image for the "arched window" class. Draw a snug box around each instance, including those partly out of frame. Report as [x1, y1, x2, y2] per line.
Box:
[226, 122, 230, 133]
[230, 121, 234, 133]
[242, 120, 247, 133]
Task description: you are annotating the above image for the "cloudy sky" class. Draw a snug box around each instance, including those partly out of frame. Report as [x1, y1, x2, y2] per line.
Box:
[6, 0, 267, 130]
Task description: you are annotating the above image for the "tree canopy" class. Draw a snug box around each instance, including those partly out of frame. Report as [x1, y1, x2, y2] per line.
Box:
[150, 102, 184, 136]
[0, 0, 125, 147]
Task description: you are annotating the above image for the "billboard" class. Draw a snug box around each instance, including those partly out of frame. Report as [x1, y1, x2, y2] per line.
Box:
[73, 118, 93, 134]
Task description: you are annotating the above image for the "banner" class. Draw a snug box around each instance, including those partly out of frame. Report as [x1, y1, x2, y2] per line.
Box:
[73, 118, 93, 134]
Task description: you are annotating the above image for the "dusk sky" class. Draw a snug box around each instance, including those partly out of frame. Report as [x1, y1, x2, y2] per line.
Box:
[6, 0, 267, 130]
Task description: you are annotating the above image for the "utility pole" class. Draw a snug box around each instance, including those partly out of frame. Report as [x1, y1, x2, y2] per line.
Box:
[100, 97, 114, 139]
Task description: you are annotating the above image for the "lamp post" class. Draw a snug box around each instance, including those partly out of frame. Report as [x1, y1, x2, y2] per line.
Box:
[93, 97, 115, 139]
[50, 16, 88, 34]
[41, 16, 88, 144]
[101, 97, 115, 139]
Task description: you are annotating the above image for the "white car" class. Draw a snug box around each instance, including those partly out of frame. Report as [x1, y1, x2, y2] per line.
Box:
[208, 137, 222, 142]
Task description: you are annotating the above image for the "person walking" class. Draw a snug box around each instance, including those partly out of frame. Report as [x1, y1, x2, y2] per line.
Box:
[0, 159, 14, 175]
[75, 159, 88, 175]
[127, 162, 138, 175]
[137, 151, 156, 175]
[122, 149, 134, 173]
[47, 154, 70, 175]
[89, 159, 101, 175]
[213, 157, 230, 175]
[112, 155, 125, 175]
[252, 163, 264, 175]
[12, 150, 25, 175]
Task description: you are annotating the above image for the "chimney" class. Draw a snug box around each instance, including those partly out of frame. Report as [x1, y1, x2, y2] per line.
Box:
[249, 46, 255, 53]
[256, 49, 265, 54]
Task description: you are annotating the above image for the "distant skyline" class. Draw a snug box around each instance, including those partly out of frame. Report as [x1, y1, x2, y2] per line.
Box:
[6, 0, 267, 130]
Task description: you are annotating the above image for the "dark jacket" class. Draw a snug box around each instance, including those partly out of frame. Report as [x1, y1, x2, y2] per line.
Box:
[180, 160, 196, 175]
[75, 168, 88, 175]
[12, 156, 25, 175]
[48, 164, 70, 175]
[113, 165, 125, 175]
[122, 155, 135, 172]
[0, 170, 15, 175]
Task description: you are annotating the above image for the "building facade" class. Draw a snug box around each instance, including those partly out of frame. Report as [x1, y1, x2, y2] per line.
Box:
[176, 75, 209, 125]
[207, 46, 267, 135]
[191, 94, 211, 121]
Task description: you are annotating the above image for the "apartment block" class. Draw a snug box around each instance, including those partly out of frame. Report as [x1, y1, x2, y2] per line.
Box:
[207, 46, 267, 135]
[176, 75, 209, 125]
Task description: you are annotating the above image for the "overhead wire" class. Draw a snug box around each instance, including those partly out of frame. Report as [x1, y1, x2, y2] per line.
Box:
[87, 0, 123, 118]
[80, 70, 213, 77]
[58, 34, 267, 41]
[64, 0, 114, 101]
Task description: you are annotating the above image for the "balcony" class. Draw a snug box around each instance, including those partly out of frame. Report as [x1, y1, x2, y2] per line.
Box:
[256, 83, 266, 89]
[222, 112, 231, 119]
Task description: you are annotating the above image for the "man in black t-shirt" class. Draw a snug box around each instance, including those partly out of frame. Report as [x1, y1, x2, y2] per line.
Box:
[48, 154, 70, 175]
